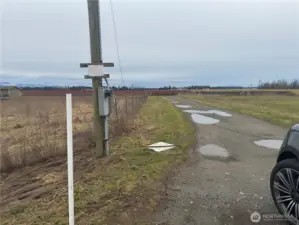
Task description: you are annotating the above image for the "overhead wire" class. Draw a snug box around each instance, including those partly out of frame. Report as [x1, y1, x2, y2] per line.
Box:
[109, 0, 124, 87]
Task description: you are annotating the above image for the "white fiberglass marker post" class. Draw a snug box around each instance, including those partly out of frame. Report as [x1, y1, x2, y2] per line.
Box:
[66, 94, 74, 225]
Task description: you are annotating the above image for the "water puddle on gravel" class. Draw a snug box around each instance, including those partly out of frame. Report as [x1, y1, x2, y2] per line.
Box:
[211, 110, 232, 117]
[148, 142, 176, 152]
[175, 104, 192, 108]
[183, 110, 232, 117]
[191, 114, 220, 124]
[254, 139, 283, 150]
[184, 110, 205, 114]
[198, 144, 230, 159]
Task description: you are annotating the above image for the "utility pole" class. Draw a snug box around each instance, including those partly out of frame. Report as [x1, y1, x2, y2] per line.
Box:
[80, 0, 114, 157]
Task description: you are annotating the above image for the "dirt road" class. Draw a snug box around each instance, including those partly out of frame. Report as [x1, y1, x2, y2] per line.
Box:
[153, 96, 289, 225]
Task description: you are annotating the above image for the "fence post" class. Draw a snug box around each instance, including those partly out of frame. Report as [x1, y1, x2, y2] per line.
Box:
[125, 96, 128, 118]
[131, 95, 134, 111]
[66, 94, 74, 225]
[114, 97, 119, 125]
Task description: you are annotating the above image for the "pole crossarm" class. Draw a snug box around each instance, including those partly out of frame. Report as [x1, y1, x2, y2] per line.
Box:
[84, 74, 110, 80]
[80, 62, 114, 68]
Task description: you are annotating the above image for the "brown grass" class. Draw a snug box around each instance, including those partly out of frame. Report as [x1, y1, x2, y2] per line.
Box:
[0, 95, 147, 173]
[0, 96, 195, 225]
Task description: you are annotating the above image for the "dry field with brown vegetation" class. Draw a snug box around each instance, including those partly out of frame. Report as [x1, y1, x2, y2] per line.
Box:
[0, 96, 195, 224]
[0, 95, 145, 173]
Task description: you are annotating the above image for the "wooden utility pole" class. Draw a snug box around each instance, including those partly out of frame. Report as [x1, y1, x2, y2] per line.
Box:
[80, 0, 114, 157]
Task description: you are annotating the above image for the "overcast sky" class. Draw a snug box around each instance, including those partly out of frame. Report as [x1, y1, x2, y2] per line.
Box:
[1, 0, 299, 87]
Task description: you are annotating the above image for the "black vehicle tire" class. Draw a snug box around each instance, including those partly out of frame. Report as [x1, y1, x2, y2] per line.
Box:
[270, 159, 299, 225]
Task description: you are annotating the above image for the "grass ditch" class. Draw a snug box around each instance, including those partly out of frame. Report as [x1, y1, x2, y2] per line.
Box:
[1, 96, 195, 225]
[183, 94, 299, 128]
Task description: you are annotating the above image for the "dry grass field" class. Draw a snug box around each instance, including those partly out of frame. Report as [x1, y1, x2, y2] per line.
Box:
[0, 96, 195, 225]
[0, 95, 145, 173]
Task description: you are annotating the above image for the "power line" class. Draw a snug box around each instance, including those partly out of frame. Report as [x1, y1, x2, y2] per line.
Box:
[109, 0, 124, 86]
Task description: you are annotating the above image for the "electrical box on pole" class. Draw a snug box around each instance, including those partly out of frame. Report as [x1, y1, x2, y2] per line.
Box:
[98, 87, 112, 116]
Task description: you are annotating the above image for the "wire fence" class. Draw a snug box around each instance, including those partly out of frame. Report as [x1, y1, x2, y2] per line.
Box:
[0, 94, 148, 173]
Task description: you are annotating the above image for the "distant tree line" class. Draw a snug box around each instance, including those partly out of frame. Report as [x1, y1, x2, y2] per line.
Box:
[258, 79, 299, 89]
[69, 86, 91, 90]
[21, 86, 69, 90]
[20, 85, 246, 90]
[185, 85, 210, 89]
[157, 85, 177, 90]
[19, 79, 299, 90]
[184, 85, 246, 89]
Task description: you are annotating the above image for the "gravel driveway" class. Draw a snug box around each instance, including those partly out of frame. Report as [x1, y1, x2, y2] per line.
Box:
[152, 96, 289, 225]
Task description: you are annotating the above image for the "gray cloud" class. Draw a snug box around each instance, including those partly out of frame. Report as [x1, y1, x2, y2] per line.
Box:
[1, 0, 299, 86]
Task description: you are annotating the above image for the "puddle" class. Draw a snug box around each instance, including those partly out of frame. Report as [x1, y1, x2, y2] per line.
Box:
[254, 140, 283, 150]
[183, 109, 232, 117]
[148, 142, 176, 152]
[172, 101, 179, 104]
[183, 110, 204, 114]
[198, 144, 230, 158]
[211, 110, 232, 117]
[191, 114, 220, 124]
[175, 104, 192, 108]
